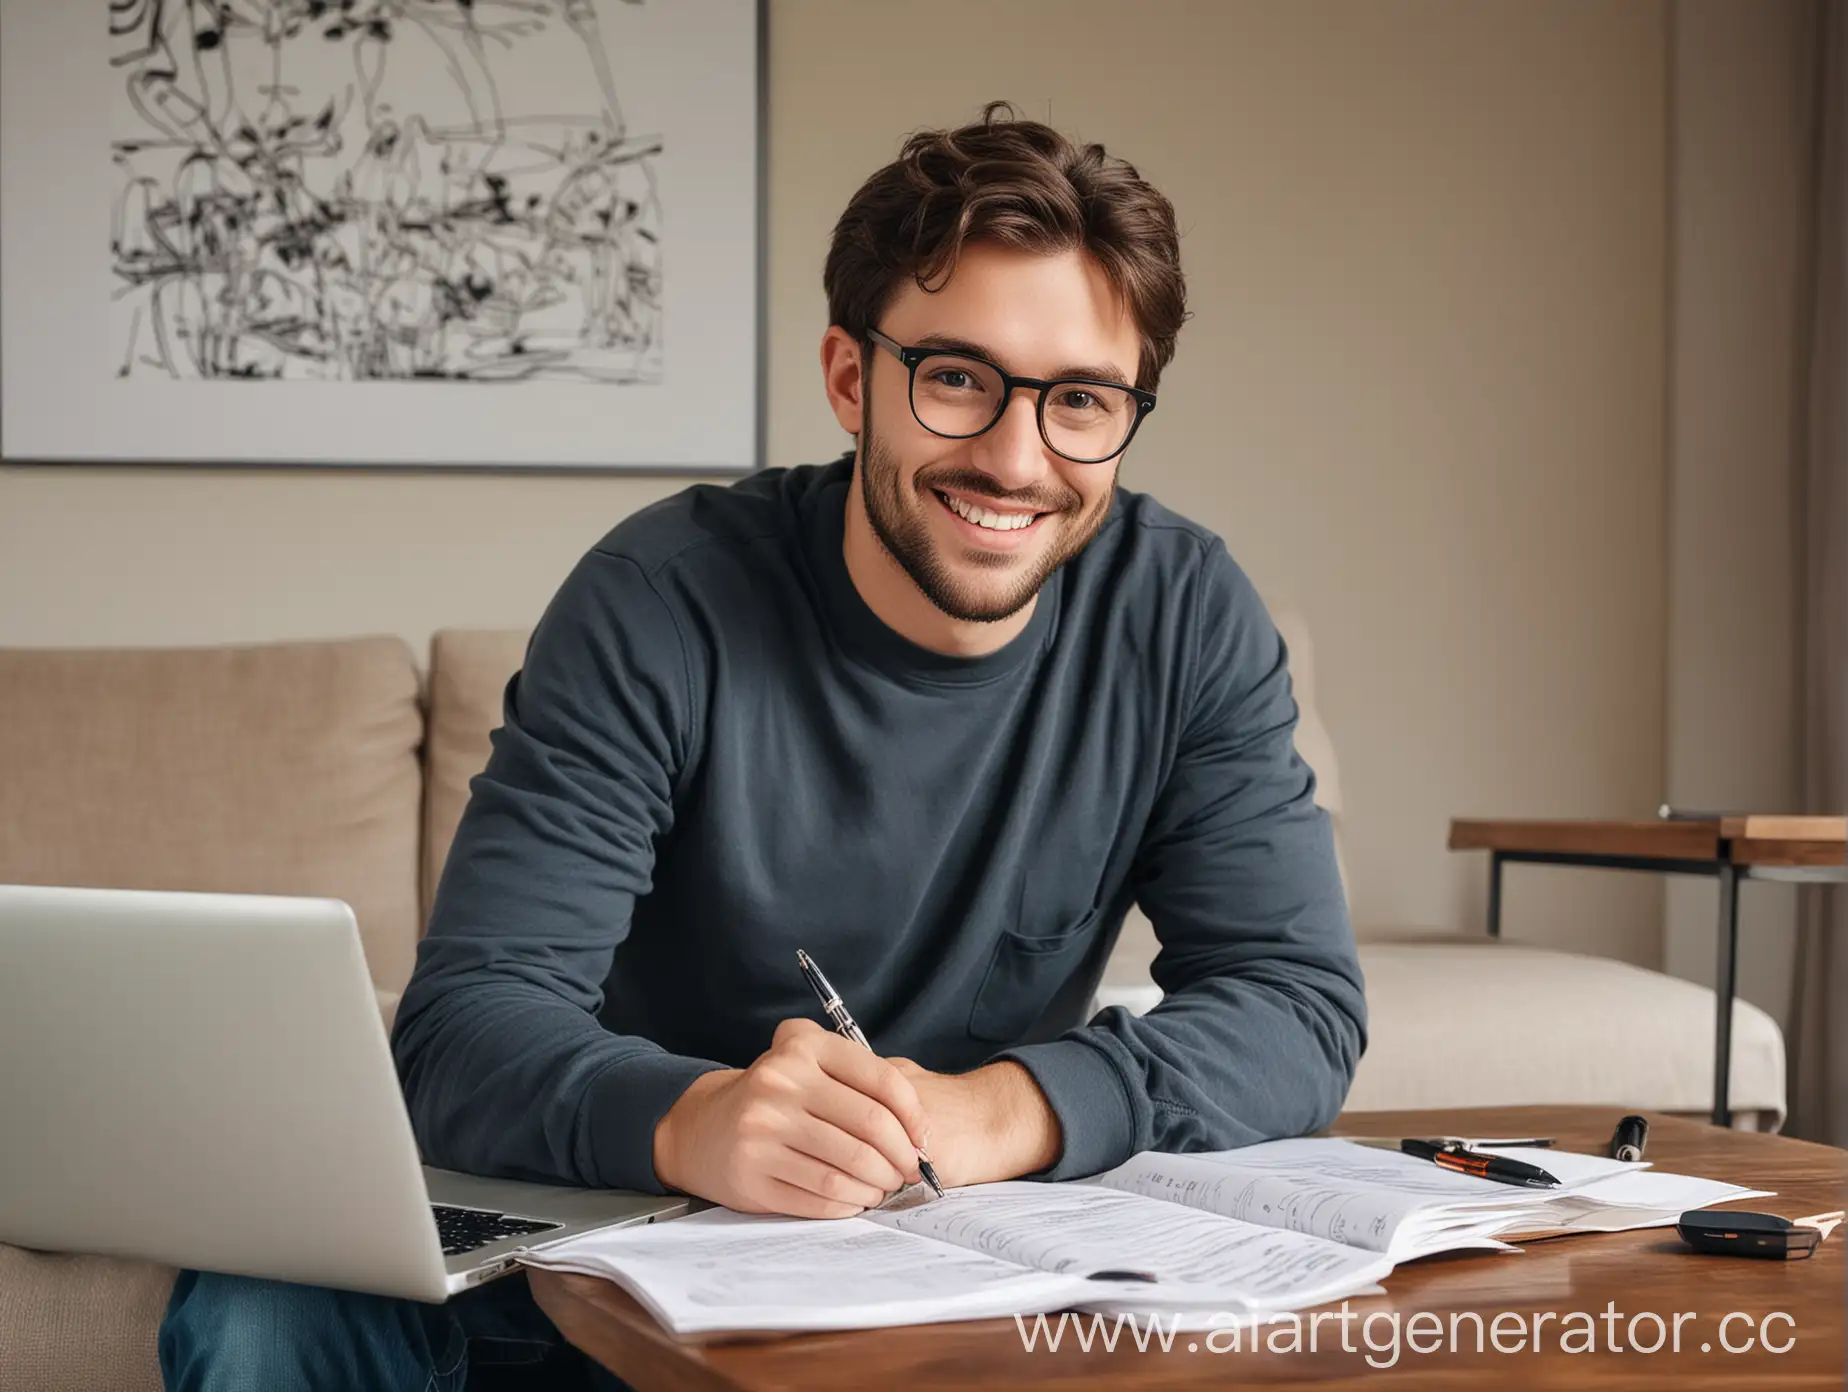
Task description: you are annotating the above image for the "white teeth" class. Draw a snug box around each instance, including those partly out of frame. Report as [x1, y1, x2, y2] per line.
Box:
[939, 491, 1036, 531]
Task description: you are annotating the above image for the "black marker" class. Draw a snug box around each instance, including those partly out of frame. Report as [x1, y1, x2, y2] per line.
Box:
[1610, 1114, 1649, 1163]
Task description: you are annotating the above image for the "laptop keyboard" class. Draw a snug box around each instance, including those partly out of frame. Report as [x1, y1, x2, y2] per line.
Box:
[431, 1204, 563, 1257]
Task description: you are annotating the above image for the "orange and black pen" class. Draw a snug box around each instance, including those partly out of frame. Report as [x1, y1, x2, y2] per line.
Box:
[1400, 1138, 1561, 1189]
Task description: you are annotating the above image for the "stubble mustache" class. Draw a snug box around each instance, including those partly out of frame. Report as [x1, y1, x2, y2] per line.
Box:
[912, 468, 1080, 519]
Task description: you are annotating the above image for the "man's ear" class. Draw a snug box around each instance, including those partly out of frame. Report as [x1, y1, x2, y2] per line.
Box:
[819, 326, 867, 437]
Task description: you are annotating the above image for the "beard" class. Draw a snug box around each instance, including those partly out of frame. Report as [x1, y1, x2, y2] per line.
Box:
[857, 399, 1115, 625]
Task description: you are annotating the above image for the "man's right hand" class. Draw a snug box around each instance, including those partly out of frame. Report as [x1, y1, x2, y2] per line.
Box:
[650, 1017, 932, 1218]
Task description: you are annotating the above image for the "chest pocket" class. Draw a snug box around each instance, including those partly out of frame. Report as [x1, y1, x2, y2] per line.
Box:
[967, 906, 1106, 1043]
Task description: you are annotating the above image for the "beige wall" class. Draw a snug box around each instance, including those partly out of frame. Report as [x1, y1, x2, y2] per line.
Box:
[1662, 0, 1815, 1027]
[0, 1, 1684, 964]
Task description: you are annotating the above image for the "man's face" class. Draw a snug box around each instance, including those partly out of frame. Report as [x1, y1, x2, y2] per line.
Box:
[853, 244, 1144, 624]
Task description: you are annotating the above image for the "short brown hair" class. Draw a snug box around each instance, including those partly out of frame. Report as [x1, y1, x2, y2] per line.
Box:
[824, 102, 1187, 392]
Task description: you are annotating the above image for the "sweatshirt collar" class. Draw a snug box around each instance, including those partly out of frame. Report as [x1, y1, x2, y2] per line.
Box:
[801, 457, 1059, 687]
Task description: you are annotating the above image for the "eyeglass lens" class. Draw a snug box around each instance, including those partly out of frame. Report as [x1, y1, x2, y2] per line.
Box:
[911, 353, 1136, 463]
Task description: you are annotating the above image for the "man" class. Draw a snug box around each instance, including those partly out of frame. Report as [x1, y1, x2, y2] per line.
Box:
[160, 102, 1365, 1390]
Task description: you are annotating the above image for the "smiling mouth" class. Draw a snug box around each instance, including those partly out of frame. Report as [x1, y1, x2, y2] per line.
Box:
[932, 489, 1047, 534]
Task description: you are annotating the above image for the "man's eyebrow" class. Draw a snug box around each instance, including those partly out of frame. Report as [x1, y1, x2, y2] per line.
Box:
[909, 333, 1133, 388]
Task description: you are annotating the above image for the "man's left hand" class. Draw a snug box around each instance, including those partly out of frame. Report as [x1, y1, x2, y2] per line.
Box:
[886, 1058, 1063, 1188]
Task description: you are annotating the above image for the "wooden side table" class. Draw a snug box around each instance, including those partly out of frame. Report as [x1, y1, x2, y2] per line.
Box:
[1448, 816, 1848, 1125]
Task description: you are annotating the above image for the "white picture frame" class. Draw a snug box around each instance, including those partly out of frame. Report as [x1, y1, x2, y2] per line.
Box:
[0, 0, 765, 472]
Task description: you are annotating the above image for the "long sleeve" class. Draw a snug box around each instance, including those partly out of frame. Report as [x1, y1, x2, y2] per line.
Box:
[390, 547, 725, 1195]
[995, 538, 1368, 1180]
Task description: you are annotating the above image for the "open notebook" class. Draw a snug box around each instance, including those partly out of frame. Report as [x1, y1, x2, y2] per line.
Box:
[516, 1139, 1770, 1335]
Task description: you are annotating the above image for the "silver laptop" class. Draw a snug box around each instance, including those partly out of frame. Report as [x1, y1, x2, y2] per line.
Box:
[0, 884, 688, 1302]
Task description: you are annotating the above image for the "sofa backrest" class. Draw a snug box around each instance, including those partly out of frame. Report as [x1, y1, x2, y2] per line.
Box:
[422, 628, 531, 919]
[1271, 611, 1343, 819]
[0, 638, 425, 993]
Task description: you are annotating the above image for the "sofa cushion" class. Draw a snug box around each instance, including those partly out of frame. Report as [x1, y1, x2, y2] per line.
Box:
[0, 1247, 172, 1392]
[0, 638, 424, 993]
[1094, 938, 1786, 1126]
[1342, 940, 1785, 1122]
[423, 629, 531, 919]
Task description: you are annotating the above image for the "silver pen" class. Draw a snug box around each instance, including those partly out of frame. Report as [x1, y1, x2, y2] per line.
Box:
[795, 949, 945, 1199]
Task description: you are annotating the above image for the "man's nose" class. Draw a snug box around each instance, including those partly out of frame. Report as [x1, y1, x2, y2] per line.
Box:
[969, 390, 1055, 493]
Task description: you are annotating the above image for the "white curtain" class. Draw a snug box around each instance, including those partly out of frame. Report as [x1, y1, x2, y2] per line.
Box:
[1788, 0, 1848, 1147]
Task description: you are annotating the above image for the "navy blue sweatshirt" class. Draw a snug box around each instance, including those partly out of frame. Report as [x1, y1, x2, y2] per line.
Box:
[392, 456, 1366, 1192]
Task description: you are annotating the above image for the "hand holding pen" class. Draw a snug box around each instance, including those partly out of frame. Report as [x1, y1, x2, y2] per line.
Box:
[649, 990, 938, 1220]
[799, 950, 946, 1199]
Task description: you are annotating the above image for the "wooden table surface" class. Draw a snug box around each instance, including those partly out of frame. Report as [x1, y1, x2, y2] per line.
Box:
[527, 1107, 1847, 1390]
[1448, 816, 1848, 868]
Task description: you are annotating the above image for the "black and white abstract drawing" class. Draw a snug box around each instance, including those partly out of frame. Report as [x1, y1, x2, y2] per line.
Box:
[2, 0, 761, 468]
[109, 0, 665, 385]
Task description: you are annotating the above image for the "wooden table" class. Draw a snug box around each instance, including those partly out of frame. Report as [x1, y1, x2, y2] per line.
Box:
[1449, 816, 1848, 1124]
[528, 1107, 1845, 1390]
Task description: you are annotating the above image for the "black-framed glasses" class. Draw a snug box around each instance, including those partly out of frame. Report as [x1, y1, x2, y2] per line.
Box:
[866, 327, 1156, 465]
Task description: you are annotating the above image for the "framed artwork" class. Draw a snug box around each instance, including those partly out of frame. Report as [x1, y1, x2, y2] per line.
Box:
[0, 0, 765, 472]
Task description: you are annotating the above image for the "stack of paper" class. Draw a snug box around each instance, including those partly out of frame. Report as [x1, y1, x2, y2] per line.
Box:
[516, 1138, 1771, 1336]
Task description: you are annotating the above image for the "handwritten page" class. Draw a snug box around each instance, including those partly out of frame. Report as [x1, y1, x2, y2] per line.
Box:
[863, 1181, 1395, 1312]
[1085, 1138, 1626, 1258]
[517, 1207, 1094, 1334]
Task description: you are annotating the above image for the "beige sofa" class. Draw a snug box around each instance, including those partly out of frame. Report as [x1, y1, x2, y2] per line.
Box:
[0, 620, 1784, 1391]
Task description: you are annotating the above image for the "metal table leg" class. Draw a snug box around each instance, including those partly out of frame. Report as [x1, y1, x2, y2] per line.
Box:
[1487, 852, 1503, 937]
[1711, 864, 1739, 1127]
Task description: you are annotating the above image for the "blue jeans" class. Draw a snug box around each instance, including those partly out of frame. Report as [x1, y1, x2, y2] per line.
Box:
[159, 1268, 633, 1392]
